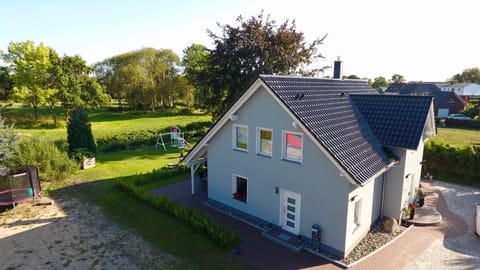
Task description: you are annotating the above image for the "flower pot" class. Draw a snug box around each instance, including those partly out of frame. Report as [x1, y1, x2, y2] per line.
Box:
[409, 208, 415, 220]
[418, 198, 425, 207]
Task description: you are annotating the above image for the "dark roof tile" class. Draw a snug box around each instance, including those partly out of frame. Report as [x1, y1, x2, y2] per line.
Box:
[260, 75, 392, 185]
[350, 95, 433, 149]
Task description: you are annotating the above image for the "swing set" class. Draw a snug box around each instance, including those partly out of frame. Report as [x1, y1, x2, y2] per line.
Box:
[155, 126, 188, 151]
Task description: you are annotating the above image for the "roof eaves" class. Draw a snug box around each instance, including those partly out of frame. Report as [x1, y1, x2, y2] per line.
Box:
[181, 78, 266, 164]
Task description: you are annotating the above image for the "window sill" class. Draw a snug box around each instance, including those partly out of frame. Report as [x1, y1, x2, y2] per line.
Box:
[282, 157, 302, 164]
[233, 148, 248, 153]
[232, 193, 247, 203]
[257, 152, 272, 158]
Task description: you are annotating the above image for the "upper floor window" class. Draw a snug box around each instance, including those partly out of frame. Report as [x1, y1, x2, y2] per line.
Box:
[282, 131, 303, 162]
[233, 124, 248, 151]
[257, 128, 272, 156]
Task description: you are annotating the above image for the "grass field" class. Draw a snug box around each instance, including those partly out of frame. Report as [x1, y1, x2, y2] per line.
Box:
[430, 127, 480, 146]
[13, 110, 211, 142]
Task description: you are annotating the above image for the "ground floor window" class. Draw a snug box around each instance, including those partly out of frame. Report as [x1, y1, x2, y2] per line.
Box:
[232, 175, 248, 202]
[354, 198, 362, 228]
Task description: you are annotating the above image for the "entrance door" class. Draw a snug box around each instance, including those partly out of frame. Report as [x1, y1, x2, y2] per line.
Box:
[280, 190, 301, 234]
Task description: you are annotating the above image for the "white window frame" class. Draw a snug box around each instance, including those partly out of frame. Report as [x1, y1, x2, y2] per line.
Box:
[232, 174, 248, 203]
[256, 127, 273, 157]
[232, 124, 248, 152]
[281, 130, 303, 163]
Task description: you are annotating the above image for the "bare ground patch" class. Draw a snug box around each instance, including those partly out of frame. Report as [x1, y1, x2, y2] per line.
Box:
[0, 194, 181, 269]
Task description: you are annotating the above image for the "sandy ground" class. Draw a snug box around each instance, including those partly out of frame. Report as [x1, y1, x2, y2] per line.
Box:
[0, 193, 181, 270]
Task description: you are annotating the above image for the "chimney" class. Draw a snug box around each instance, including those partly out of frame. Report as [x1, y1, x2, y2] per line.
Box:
[333, 56, 342, 79]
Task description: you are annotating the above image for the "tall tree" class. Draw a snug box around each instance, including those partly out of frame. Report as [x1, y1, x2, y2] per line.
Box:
[372, 76, 389, 91]
[95, 48, 181, 113]
[182, 44, 208, 108]
[193, 12, 326, 118]
[450, 67, 480, 83]
[391, 74, 405, 83]
[3, 41, 53, 121]
[67, 107, 96, 156]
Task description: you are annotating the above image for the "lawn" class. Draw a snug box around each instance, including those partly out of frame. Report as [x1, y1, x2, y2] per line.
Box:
[61, 146, 251, 269]
[430, 127, 480, 146]
[15, 112, 211, 142]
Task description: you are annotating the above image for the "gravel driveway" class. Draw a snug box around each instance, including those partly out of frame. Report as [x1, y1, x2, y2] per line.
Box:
[405, 180, 480, 270]
[0, 192, 181, 269]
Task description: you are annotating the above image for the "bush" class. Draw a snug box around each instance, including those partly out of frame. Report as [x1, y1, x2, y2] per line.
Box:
[444, 118, 480, 129]
[67, 107, 96, 156]
[115, 166, 238, 247]
[9, 139, 78, 181]
[423, 141, 480, 181]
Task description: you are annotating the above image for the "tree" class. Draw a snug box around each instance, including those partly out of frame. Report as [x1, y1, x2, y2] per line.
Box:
[2, 41, 109, 125]
[372, 76, 389, 91]
[52, 54, 109, 121]
[194, 12, 326, 118]
[450, 67, 480, 83]
[95, 48, 182, 113]
[67, 107, 96, 157]
[0, 66, 13, 101]
[391, 74, 405, 83]
[0, 113, 19, 175]
[3, 41, 53, 121]
[182, 44, 208, 108]
[344, 74, 360, 79]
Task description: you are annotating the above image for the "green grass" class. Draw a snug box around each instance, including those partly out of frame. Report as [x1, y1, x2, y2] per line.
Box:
[76, 179, 250, 270]
[58, 146, 250, 269]
[71, 146, 184, 182]
[431, 127, 480, 146]
[14, 111, 210, 142]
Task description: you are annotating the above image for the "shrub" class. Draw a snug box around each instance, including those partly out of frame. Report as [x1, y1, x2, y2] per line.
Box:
[9, 139, 78, 181]
[115, 166, 238, 247]
[423, 141, 480, 181]
[0, 113, 19, 175]
[444, 118, 480, 129]
[67, 107, 96, 156]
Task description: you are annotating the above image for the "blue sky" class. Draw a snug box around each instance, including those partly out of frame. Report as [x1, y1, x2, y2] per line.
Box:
[1, 0, 478, 81]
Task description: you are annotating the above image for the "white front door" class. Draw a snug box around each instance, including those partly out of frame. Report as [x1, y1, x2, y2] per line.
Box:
[280, 190, 301, 234]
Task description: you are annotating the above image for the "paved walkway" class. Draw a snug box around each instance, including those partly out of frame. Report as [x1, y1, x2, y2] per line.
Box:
[404, 180, 480, 270]
[151, 178, 480, 270]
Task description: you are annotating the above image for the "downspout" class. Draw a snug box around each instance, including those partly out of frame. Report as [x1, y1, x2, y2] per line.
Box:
[380, 171, 386, 218]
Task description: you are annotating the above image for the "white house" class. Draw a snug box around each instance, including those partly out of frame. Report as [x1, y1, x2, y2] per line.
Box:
[438, 82, 480, 96]
[182, 75, 436, 258]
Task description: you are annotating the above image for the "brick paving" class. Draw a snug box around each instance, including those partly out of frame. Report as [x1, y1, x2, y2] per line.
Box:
[151, 178, 478, 270]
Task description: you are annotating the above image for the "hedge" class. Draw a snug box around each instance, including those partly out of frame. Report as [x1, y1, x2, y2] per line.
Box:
[443, 118, 480, 129]
[96, 121, 212, 153]
[115, 166, 238, 247]
[423, 141, 480, 181]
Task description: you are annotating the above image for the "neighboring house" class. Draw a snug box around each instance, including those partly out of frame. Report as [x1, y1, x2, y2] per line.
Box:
[385, 82, 466, 117]
[437, 82, 480, 97]
[183, 75, 436, 258]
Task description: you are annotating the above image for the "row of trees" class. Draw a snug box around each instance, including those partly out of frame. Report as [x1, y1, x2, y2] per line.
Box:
[94, 48, 193, 113]
[1, 41, 110, 125]
[2, 12, 479, 121]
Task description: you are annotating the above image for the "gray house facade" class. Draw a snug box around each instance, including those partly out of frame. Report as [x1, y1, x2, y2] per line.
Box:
[183, 75, 436, 258]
